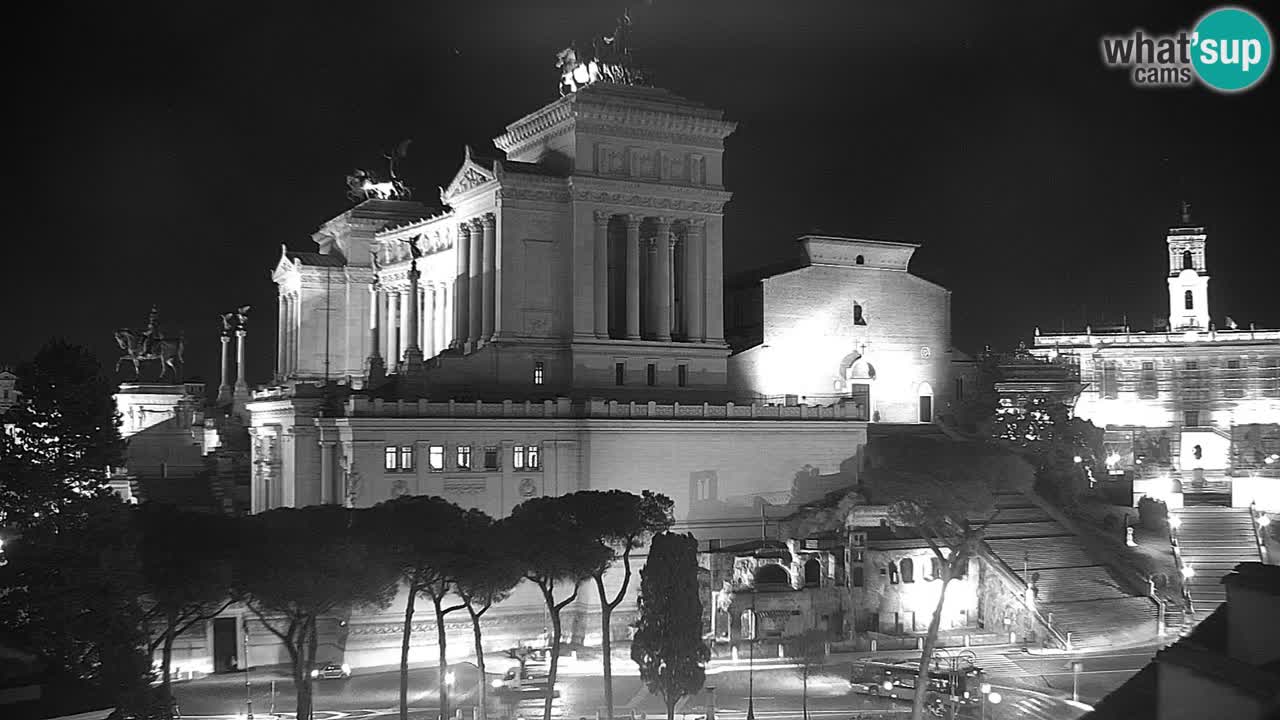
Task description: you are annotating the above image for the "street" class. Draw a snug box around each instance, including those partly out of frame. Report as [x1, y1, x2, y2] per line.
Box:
[169, 642, 1163, 720]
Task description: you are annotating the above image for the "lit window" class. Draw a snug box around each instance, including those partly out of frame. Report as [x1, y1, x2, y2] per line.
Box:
[428, 445, 444, 471]
[647, 363, 656, 386]
[484, 446, 499, 470]
[399, 446, 415, 471]
[384, 446, 398, 471]
[456, 445, 472, 470]
[514, 445, 526, 470]
[615, 362, 625, 386]
[533, 361, 545, 385]
[527, 444, 540, 469]
[678, 364, 688, 387]
[1185, 290, 1194, 310]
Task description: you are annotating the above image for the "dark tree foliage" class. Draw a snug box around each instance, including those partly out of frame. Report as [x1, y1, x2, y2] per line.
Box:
[1, 339, 124, 530]
[0, 494, 153, 717]
[233, 506, 399, 720]
[373, 495, 471, 720]
[507, 495, 611, 720]
[138, 503, 234, 705]
[631, 532, 710, 720]
[454, 513, 523, 720]
[565, 490, 674, 720]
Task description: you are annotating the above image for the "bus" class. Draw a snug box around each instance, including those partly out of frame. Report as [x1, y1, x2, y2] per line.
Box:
[851, 657, 987, 717]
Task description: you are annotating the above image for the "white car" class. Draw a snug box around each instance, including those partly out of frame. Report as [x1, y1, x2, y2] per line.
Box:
[311, 662, 352, 680]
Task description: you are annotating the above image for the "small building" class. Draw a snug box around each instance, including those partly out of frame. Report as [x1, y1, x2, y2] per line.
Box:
[0, 366, 18, 416]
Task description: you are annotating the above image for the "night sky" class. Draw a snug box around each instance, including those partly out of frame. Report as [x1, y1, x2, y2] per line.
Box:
[7, 1, 1279, 390]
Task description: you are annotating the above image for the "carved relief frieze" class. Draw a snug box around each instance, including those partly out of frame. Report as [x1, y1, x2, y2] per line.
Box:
[444, 478, 486, 495]
[571, 190, 725, 214]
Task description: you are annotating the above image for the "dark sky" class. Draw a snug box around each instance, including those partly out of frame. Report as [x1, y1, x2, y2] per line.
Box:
[7, 0, 1279, 389]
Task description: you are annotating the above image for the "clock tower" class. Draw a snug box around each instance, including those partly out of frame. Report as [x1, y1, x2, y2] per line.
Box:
[1166, 202, 1210, 331]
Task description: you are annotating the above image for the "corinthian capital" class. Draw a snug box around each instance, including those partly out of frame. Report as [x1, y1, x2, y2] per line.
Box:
[593, 210, 612, 225]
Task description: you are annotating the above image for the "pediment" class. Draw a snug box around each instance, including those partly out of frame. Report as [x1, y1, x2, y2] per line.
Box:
[441, 147, 496, 203]
[271, 245, 299, 283]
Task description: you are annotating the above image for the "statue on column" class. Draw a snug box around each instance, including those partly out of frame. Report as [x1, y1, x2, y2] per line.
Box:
[235, 305, 251, 330]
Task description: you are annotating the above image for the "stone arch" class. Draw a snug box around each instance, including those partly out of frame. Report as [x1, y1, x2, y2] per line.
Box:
[855, 254, 865, 265]
[1183, 250, 1193, 270]
[754, 563, 790, 586]
[917, 381, 935, 423]
[804, 557, 821, 587]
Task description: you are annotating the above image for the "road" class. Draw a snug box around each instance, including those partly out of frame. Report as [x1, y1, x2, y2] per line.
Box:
[170, 644, 1161, 720]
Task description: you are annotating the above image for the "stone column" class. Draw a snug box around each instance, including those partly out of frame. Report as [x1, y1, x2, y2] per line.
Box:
[388, 290, 401, 365]
[654, 216, 673, 341]
[440, 285, 451, 350]
[454, 224, 471, 349]
[285, 295, 296, 376]
[685, 219, 706, 342]
[276, 295, 286, 378]
[625, 215, 641, 340]
[235, 329, 248, 392]
[367, 285, 385, 385]
[669, 236, 679, 338]
[593, 210, 610, 338]
[404, 260, 423, 368]
[424, 285, 436, 358]
[399, 287, 413, 364]
[468, 218, 484, 347]
[218, 334, 232, 403]
[705, 216, 726, 344]
[381, 289, 393, 361]
[481, 213, 497, 343]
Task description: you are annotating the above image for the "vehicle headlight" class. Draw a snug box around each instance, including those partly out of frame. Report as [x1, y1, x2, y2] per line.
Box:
[492, 679, 503, 688]
[341, 663, 351, 675]
[310, 669, 319, 678]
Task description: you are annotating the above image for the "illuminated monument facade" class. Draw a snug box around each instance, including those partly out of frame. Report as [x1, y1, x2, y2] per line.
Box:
[1031, 208, 1280, 497]
[240, 46, 960, 670]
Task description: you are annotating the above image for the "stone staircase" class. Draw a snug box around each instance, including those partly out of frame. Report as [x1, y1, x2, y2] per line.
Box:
[980, 492, 1158, 649]
[1173, 506, 1262, 618]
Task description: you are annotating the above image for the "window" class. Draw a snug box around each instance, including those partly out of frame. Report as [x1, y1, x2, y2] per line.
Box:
[900, 558, 914, 583]
[647, 363, 656, 386]
[533, 361, 545, 385]
[918, 394, 933, 423]
[399, 446, 415, 471]
[954, 378, 964, 402]
[513, 444, 541, 470]
[855, 255, 865, 265]
[1185, 361, 1199, 371]
[1102, 361, 1118, 399]
[428, 445, 445, 471]
[1185, 290, 1194, 310]
[1184, 411, 1200, 428]
[615, 362, 625, 386]
[889, 565, 899, 584]
[456, 445, 472, 470]
[678, 364, 688, 387]
[1183, 250, 1194, 270]
[853, 304, 866, 326]
[803, 558, 821, 587]
[385, 445, 414, 472]
[1139, 361, 1158, 399]
[930, 557, 943, 581]
[484, 446, 499, 470]
[385, 446, 398, 471]
[1227, 359, 1241, 369]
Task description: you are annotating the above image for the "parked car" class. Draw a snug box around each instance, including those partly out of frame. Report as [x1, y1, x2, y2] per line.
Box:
[311, 662, 352, 680]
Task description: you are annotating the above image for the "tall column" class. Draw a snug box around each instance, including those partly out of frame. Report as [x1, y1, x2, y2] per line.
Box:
[625, 215, 641, 340]
[424, 285, 436, 358]
[405, 274, 420, 353]
[388, 290, 401, 365]
[468, 218, 484, 347]
[381, 289, 393, 361]
[654, 216, 673, 342]
[367, 284, 385, 385]
[669, 236, 679, 338]
[218, 334, 232, 403]
[286, 295, 296, 376]
[481, 214, 497, 343]
[593, 211, 610, 338]
[705, 216, 726, 344]
[454, 224, 471, 349]
[276, 295, 286, 378]
[319, 440, 335, 505]
[441, 285, 451, 350]
[235, 329, 248, 392]
[685, 219, 706, 342]
[399, 287, 413, 363]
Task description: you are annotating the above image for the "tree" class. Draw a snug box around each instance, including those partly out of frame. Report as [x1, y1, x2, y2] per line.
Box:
[234, 506, 399, 720]
[0, 340, 124, 531]
[631, 532, 710, 720]
[787, 629, 828, 720]
[566, 490, 674, 720]
[860, 434, 1030, 720]
[375, 496, 470, 720]
[454, 514, 523, 720]
[138, 503, 234, 707]
[507, 495, 611, 720]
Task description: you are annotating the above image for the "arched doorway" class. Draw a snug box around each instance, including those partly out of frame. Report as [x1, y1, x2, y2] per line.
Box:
[917, 382, 934, 423]
[843, 355, 876, 421]
[804, 557, 821, 587]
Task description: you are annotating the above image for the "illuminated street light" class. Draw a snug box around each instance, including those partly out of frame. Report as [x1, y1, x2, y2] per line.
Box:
[1106, 452, 1121, 467]
[980, 683, 992, 695]
[1169, 515, 1182, 530]
[881, 680, 894, 692]
[1258, 514, 1272, 528]
[988, 692, 1002, 704]
[445, 669, 456, 688]
[1073, 455, 1083, 464]
[1181, 565, 1196, 580]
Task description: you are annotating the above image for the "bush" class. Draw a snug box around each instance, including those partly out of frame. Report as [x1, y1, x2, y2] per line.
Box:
[1102, 514, 1119, 531]
[1138, 497, 1169, 530]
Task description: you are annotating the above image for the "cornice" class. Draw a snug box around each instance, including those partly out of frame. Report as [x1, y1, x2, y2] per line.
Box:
[494, 99, 575, 153]
[568, 177, 733, 214]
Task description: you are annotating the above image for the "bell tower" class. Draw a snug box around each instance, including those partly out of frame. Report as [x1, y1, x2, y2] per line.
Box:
[1166, 201, 1210, 331]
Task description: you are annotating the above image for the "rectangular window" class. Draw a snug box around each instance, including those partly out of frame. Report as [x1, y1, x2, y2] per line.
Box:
[483, 446, 499, 470]
[398, 446, 415, 471]
[456, 445, 472, 470]
[678, 364, 688, 387]
[1184, 411, 1200, 428]
[954, 378, 964, 402]
[1101, 361, 1118, 399]
[1139, 361, 1158, 399]
[527, 444, 540, 469]
[1185, 361, 1199, 371]
[647, 363, 656, 386]
[533, 361, 545, 385]
[615, 362, 625, 386]
[428, 445, 445, 471]
[1227, 359, 1241, 370]
[384, 446, 398, 471]
[513, 445, 526, 470]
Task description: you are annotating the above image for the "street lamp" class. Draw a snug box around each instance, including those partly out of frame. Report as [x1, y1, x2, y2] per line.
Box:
[1181, 565, 1196, 580]
[746, 590, 756, 720]
[243, 619, 254, 720]
[979, 683, 992, 720]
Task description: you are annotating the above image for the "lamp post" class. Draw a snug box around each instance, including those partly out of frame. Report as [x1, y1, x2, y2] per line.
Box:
[746, 589, 756, 720]
[1071, 661, 1084, 703]
[979, 682, 991, 720]
[243, 619, 253, 720]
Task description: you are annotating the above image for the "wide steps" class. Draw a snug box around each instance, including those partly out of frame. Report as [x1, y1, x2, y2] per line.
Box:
[1045, 597, 1160, 648]
[1018, 566, 1129, 604]
[983, 521, 1072, 539]
[994, 493, 1036, 509]
[985, 538, 1096, 570]
[982, 506, 1053, 523]
[1173, 507, 1261, 616]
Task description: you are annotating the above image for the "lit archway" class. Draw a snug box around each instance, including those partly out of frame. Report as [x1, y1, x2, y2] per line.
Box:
[917, 381, 935, 423]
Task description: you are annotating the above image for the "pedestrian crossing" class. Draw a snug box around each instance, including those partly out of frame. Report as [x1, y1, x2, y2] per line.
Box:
[1004, 694, 1061, 719]
[966, 650, 1025, 679]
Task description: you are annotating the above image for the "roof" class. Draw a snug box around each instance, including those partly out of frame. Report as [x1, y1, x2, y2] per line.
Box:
[499, 159, 568, 179]
[287, 251, 345, 268]
[1222, 561, 1280, 597]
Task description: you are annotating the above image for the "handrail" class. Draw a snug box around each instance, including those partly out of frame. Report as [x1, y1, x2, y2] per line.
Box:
[977, 543, 1070, 650]
[1249, 501, 1269, 563]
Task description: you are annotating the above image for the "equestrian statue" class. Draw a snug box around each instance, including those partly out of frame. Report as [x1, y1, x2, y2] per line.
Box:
[115, 305, 185, 381]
